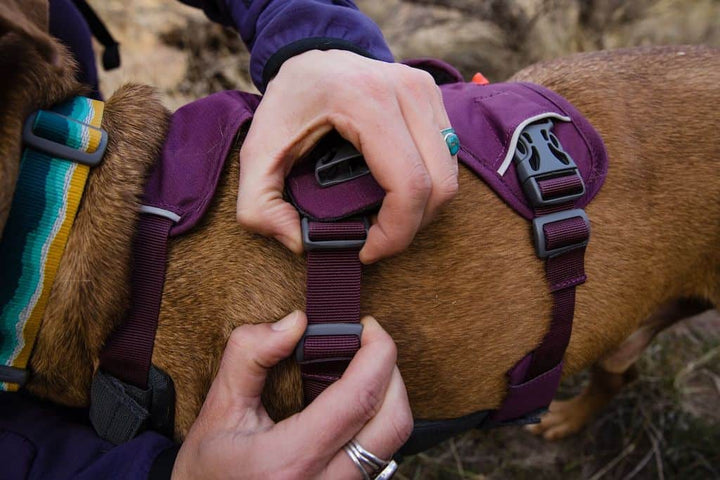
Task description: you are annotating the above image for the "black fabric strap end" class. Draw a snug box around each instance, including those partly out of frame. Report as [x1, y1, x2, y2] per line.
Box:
[262, 37, 377, 90]
[148, 444, 180, 480]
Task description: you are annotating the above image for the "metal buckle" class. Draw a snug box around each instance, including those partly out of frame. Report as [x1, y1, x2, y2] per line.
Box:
[301, 217, 369, 251]
[295, 322, 364, 363]
[532, 209, 590, 259]
[513, 119, 585, 206]
[314, 137, 369, 187]
[22, 111, 108, 167]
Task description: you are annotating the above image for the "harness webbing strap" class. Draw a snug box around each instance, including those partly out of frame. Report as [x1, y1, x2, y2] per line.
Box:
[99, 214, 173, 389]
[300, 220, 365, 404]
[527, 248, 585, 379]
[492, 170, 589, 422]
[0, 97, 105, 391]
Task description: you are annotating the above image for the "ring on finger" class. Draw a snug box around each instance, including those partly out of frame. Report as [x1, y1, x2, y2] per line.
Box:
[441, 127, 460, 156]
[343, 439, 397, 479]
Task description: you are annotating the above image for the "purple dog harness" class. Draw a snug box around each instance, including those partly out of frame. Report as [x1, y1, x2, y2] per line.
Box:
[89, 60, 607, 452]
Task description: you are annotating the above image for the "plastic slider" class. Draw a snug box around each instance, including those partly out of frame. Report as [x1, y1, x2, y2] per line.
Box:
[301, 217, 369, 251]
[0, 365, 28, 387]
[532, 209, 590, 259]
[22, 111, 108, 167]
[295, 323, 364, 363]
[513, 119, 585, 206]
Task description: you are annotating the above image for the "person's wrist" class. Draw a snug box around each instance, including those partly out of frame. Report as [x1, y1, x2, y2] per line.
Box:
[262, 37, 379, 89]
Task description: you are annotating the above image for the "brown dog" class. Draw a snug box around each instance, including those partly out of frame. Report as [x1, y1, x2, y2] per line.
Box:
[2, 1, 719, 445]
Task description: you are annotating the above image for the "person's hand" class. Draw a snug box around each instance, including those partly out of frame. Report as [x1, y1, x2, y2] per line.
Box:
[172, 311, 413, 479]
[237, 49, 458, 264]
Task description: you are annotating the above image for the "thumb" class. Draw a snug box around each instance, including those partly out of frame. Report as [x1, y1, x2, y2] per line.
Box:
[213, 311, 307, 410]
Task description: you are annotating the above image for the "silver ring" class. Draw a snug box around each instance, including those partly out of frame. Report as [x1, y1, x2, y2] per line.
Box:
[343, 439, 397, 479]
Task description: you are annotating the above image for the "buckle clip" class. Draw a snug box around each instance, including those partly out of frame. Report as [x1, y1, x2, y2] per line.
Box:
[22, 111, 108, 167]
[301, 217, 369, 251]
[295, 323, 364, 363]
[513, 119, 585, 206]
[314, 136, 369, 187]
[532, 209, 590, 259]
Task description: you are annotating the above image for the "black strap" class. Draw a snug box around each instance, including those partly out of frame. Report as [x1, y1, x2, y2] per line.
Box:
[71, 0, 121, 70]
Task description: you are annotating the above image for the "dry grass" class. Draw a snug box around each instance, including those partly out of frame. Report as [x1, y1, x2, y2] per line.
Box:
[396, 311, 720, 479]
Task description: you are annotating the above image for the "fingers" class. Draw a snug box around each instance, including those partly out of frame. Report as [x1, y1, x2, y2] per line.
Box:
[330, 93, 431, 264]
[395, 67, 458, 229]
[322, 366, 413, 479]
[270, 316, 398, 464]
[236, 50, 458, 262]
[206, 311, 307, 417]
[237, 76, 334, 253]
[357, 65, 457, 263]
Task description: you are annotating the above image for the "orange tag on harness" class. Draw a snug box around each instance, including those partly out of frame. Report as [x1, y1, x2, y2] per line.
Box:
[472, 72, 490, 85]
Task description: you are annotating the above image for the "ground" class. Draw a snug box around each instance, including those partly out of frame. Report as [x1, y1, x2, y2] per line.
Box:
[87, 1, 720, 477]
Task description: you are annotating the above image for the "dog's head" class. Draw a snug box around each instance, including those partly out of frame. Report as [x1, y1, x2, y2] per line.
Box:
[0, 0, 82, 234]
[0, 0, 63, 68]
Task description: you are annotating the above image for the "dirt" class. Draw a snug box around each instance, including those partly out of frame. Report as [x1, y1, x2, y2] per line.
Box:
[86, 1, 720, 478]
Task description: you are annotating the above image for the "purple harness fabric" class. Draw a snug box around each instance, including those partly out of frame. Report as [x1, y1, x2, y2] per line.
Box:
[94, 62, 607, 444]
[99, 91, 260, 388]
[287, 69, 608, 422]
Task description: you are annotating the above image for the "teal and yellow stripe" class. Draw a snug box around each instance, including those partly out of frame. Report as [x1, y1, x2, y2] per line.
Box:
[0, 96, 104, 391]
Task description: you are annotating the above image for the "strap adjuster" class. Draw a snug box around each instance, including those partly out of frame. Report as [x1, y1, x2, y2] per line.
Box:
[514, 119, 585, 206]
[295, 322, 364, 363]
[0, 365, 28, 387]
[22, 111, 108, 167]
[532, 209, 590, 259]
[301, 217, 369, 251]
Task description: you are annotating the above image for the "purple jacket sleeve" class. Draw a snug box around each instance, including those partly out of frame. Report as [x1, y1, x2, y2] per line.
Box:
[0, 392, 177, 480]
[179, 0, 394, 91]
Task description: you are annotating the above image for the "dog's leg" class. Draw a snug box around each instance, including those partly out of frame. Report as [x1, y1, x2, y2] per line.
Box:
[527, 298, 713, 440]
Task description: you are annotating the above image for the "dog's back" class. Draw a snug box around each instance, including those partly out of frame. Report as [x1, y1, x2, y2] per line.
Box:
[147, 45, 720, 435]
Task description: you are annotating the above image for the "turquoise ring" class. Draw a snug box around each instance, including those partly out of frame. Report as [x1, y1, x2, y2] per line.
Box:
[441, 127, 460, 156]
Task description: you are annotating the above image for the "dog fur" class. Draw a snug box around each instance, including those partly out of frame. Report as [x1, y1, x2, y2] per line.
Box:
[2, 1, 719, 443]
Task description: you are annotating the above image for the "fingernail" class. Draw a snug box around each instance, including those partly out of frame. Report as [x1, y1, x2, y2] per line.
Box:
[271, 311, 299, 331]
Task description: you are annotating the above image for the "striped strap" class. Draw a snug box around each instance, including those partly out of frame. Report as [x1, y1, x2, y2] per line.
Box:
[0, 97, 105, 391]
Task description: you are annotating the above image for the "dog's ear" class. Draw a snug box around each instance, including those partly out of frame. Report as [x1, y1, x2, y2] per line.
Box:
[0, 0, 64, 69]
[0, 0, 80, 236]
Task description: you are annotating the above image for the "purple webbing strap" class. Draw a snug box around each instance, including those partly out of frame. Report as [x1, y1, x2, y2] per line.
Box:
[301, 220, 365, 404]
[492, 178, 589, 422]
[525, 198, 589, 378]
[536, 175, 584, 199]
[99, 214, 172, 389]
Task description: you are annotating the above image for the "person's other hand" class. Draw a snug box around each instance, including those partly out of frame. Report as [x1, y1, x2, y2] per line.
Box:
[172, 312, 413, 479]
[237, 50, 458, 264]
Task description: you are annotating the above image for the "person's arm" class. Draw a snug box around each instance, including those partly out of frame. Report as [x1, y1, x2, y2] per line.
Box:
[180, 0, 394, 91]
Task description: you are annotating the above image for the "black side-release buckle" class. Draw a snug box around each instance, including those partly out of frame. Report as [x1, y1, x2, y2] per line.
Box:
[295, 323, 364, 363]
[89, 365, 175, 444]
[513, 119, 585, 206]
[314, 134, 369, 187]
